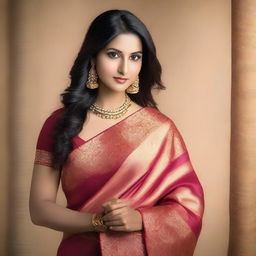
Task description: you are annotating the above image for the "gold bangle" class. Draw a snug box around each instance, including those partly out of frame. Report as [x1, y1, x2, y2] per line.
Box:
[91, 213, 107, 232]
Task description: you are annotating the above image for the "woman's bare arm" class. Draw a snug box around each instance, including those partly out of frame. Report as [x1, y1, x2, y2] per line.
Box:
[29, 164, 94, 234]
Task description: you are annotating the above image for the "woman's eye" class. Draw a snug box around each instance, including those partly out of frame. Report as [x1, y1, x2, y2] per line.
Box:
[107, 52, 119, 58]
[130, 55, 141, 61]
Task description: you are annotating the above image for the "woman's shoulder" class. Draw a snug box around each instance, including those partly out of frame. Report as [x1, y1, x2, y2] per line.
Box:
[143, 107, 185, 145]
[45, 107, 65, 122]
[144, 106, 177, 128]
[36, 108, 64, 148]
[39, 107, 65, 130]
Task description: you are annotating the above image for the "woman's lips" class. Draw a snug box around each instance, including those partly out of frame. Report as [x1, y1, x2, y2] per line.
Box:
[113, 77, 128, 84]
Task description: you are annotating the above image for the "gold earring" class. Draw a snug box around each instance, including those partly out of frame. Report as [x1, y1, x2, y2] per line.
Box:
[126, 77, 139, 94]
[86, 65, 99, 89]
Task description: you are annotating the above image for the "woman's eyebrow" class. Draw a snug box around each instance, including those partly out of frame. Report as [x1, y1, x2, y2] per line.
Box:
[106, 48, 143, 55]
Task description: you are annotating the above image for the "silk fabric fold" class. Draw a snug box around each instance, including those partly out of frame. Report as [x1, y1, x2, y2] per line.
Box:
[35, 107, 204, 255]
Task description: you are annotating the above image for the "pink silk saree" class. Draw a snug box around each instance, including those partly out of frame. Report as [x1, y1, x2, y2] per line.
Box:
[34, 106, 204, 256]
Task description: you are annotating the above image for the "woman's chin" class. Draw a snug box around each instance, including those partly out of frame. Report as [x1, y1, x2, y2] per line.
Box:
[101, 85, 128, 93]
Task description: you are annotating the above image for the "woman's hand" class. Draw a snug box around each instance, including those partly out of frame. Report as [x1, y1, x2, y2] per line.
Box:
[101, 198, 143, 232]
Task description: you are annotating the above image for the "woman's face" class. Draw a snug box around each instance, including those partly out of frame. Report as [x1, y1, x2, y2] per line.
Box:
[93, 33, 143, 93]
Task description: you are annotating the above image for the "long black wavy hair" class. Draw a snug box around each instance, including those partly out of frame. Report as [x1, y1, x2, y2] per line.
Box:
[52, 9, 165, 170]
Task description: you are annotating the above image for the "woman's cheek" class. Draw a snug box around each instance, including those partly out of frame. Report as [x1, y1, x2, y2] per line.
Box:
[131, 63, 142, 77]
[100, 61, 117, 76]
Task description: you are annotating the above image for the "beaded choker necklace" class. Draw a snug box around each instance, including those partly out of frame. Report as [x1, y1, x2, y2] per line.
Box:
[89, 94, 131, 119]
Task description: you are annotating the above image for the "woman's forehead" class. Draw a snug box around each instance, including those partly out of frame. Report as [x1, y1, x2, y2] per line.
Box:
[104, 33, 143, 53]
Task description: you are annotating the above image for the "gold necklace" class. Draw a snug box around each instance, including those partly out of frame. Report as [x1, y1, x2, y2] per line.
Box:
[89, 94, 131, 119]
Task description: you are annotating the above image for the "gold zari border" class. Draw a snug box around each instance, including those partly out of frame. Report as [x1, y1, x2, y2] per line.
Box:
[34, 149, 53, 167]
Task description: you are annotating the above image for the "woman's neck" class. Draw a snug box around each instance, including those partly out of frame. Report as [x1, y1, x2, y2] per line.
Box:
[94, 86, 127, 109]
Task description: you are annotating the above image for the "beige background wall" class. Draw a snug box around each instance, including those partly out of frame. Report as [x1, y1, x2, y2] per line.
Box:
[1, 0, 231, 255]
[0, 0, 9, 254]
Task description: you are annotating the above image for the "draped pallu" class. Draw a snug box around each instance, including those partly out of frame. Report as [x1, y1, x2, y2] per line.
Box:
[35, 107, 204, 256]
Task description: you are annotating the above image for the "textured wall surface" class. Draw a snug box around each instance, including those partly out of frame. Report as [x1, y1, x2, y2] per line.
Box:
[0, 0, 9, 254]
[229, 1, 256, 255]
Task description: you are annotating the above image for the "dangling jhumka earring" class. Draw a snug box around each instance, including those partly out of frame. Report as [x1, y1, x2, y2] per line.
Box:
[126, 77, 139, 94]
[86, 65, 99, 89]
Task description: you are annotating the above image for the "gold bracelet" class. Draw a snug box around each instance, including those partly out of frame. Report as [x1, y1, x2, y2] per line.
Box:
[91, 213, 107, 232]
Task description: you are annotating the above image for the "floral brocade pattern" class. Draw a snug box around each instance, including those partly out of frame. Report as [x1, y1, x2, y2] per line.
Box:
[138, 204, 197, 256]
[100, 231, 146, 256]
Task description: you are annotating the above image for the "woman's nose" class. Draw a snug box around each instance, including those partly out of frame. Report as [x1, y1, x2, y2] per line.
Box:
[118, 58, 128, 76]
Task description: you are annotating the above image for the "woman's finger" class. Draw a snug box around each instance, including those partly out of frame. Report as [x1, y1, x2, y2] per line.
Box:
[103, 202, 127, 214]
[102, 208, 125, 221]
[108, 225, 127, 232]
[102, 198, 122, 207]
[104, 219, 124, 226]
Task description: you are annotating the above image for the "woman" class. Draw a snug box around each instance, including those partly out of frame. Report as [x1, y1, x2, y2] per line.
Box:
[29, 9, 204, 256]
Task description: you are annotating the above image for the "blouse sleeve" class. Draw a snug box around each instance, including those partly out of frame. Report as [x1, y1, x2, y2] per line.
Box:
[34, 108, 64, 168]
